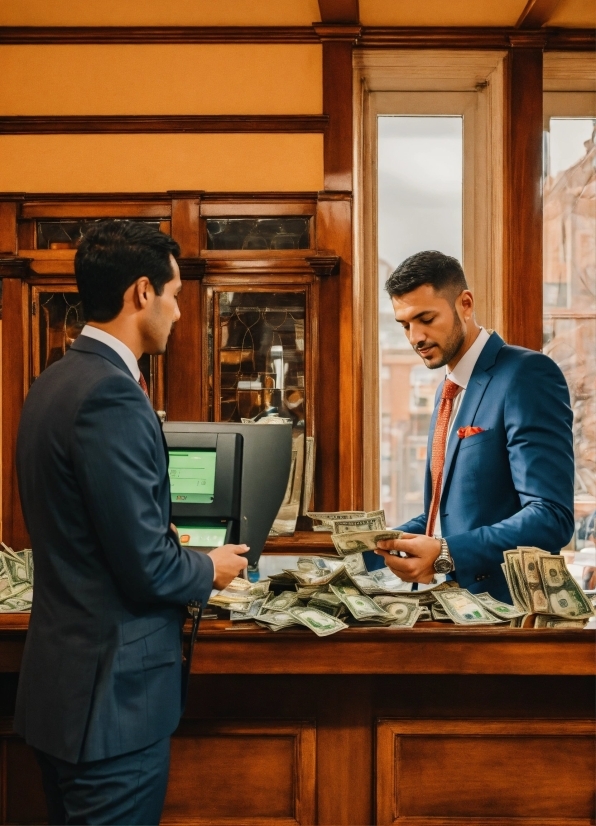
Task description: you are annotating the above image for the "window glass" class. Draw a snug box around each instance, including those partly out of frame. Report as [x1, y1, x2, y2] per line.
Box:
[378, 117, 463, 527]
[543, 118, 596, 581]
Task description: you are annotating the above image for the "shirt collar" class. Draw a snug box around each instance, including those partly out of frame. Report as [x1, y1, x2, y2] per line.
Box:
[79, 325, 141, 381]
[446, 327, 490, 390]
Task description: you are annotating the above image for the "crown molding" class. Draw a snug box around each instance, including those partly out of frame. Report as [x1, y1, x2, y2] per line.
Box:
[0, 26, 319, 44]
[358, 27, 595, 51]
[0, 115, 329, 135]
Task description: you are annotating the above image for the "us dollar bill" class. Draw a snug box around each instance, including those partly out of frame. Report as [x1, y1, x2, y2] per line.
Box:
[288, 605, 348, 636]
[503, 550, 532, 612]
[435, 588, 504, 625]
[330, 585, 392, 621]
[534, 614, 588, 628]
[537, 555, 595, 619]
[230, 598, 267, 621]
[259, 591, 301, 613]
[307, 511, 367, 532]
[519, 547, 550, 613]
[285, 556, 345, 586]
[331, 530, 403, 556]
[331, 512, 386, 535]
[372, 596, 421, 627]
[475, 592, 526, 620]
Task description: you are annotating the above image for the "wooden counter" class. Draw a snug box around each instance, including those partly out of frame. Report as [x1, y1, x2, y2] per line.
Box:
[0, 616, 594, 825]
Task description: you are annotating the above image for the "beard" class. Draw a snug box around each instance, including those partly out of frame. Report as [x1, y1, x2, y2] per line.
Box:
[415, 311, 466, 369]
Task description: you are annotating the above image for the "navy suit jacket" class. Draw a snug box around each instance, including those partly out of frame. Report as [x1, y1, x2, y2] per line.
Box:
[15, 336, 214, 763]
[368, 332, 574, 602]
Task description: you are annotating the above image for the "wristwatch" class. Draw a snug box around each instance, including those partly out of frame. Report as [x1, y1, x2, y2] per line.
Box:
[434, 538, 454, 574]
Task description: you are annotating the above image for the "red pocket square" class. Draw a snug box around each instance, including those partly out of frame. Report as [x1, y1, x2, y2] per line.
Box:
[457, 425, 485, 439]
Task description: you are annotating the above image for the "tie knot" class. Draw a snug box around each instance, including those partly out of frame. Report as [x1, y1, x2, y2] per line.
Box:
[442, 378, 461, 400]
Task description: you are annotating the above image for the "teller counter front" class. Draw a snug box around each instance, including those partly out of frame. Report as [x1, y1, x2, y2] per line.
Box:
[0, 608, 594, 826]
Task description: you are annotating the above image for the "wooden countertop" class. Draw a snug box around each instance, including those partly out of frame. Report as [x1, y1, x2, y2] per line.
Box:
[0, 614, 593, 676]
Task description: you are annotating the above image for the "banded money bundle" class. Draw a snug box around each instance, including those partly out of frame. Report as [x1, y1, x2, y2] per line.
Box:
[501, 547, 594, 627]
[0, 543, 33, 612]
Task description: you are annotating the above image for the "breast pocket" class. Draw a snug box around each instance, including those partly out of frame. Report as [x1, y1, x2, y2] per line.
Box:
[458, 429, 496, 450]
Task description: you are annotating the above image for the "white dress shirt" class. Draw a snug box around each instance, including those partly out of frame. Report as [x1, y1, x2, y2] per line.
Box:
[434, 326, 490, 537]
[79, 325, 141, 381]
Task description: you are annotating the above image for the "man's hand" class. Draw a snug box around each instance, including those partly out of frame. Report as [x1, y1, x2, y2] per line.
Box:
[209, 544, 249, 590]
[375, 533, 441, 584]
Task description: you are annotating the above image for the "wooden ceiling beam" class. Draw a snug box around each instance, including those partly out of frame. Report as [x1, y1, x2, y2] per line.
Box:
[317, 0, 359, 24]
[516, 0, 562, 28]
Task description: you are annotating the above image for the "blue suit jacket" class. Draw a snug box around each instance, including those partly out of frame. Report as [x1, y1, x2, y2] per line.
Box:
[368, 332, 574, 602]
[15, 336, 214, 763]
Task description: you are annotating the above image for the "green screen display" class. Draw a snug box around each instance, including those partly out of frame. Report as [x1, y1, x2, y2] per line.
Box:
[169, 450, 216, 504]
[177, 525, 227, 548]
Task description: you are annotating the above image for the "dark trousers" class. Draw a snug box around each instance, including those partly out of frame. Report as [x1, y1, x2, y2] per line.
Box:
[35, 737, 170, 826]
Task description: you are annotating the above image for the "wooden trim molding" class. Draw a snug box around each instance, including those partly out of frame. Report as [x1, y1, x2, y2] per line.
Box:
[318, 0, 359, 24]
[0, 115, 329, 135]
[0, 26, 319, 44]
[516, 0, 564, 29]
[359, 27, 595, 51]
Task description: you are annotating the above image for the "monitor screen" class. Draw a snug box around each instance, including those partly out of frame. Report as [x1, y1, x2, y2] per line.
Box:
[169, 450, 216, 504]
[177, 525, 227, 549]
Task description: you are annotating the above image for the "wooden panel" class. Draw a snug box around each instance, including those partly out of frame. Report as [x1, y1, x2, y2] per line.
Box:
[376, 718, 595, 825]
[318, 0, 360, 23]
[2, 736, 47, 825]
[320, 37, 356, 192]
[21, 200, 171, 219]
[171, 194, 202, 257]
[516, 0, 564, 28]
[0, 204, 17, 255]
[503, 40, 544, 350]
[359, 27, 595, 51]
[0, 116, 329, 135]
[166, 278, 202, 421]
[0, 27, 320, 45]
[162, 720, 316, 825]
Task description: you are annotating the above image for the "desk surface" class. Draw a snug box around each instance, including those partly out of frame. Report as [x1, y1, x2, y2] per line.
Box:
[0, 614, 593, 676]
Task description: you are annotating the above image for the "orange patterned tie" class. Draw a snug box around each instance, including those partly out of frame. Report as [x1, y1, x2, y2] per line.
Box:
[138, 372, 149, 397]
[426, 378, 462, 537]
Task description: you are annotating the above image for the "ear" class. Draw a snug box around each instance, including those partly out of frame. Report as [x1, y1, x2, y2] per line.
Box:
[132, 276, 153, 310]
[458, 289, 475, 319]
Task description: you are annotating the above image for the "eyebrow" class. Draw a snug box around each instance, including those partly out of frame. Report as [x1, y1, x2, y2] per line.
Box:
[395, 309, 435, 322]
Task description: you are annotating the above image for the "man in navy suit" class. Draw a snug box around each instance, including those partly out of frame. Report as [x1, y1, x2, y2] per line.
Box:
[15, 221, 249, 825]
[371, 250, 574, 602]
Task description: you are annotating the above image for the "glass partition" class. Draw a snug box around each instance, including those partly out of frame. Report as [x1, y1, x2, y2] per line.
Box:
[36, 219, 166, 249]
[206, 217, 311, 250]
[377, 116, 463, 527]
[543, 116, 596, 582]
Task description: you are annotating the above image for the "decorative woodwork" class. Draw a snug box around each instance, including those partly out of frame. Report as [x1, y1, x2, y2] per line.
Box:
[503, 37, 545, 351]
[0, 192, 341, 547]
[358, 27, 596, 51]
[0, 115, 330, 135]
[516, 0, 565, 30]
[0, 620, 593, 825]
[318, 0, 360, 24]
[0, 27, 320, 45]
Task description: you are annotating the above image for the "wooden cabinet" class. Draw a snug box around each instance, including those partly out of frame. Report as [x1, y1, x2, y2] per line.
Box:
[0, 191, 341, 548]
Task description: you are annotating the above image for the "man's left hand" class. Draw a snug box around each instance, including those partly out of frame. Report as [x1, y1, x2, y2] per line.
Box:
[375, 533, 441, 584]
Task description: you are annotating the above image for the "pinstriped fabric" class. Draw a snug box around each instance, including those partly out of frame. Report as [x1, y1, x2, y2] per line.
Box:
[426, 378, 462, 537]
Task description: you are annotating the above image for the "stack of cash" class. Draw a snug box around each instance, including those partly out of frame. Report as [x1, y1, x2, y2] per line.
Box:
[501, 547, 595, 628]
[0, 543, 33, 612]
[306, 508, 404, 556]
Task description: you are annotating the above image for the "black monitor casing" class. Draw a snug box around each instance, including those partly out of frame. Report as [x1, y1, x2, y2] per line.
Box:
[163, 421, 293, 566]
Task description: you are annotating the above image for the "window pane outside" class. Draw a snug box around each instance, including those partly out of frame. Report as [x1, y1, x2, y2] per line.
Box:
[377, 117, 463, 527]
[543, 118, 596, 585]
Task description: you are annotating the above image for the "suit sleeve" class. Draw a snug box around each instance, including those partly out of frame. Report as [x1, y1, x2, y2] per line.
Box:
[71, 374, 214, 607]
[446, 353, 575, 588]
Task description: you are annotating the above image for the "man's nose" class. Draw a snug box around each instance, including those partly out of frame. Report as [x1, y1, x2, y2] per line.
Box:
[409, 325, 424, 346]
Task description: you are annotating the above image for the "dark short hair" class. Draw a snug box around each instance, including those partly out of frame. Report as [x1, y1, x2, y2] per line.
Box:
[385, 250, 468, 301]
[75, 220, 180, 322]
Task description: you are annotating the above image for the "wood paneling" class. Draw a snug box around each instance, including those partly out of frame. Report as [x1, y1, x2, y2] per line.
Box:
[359, 27, 595, 50]
[0, 204, 17, 255]
[503, 37, 545, 350]
[318, 0, 360, 23]
[0, 115, 329, 135]
[376, 718, 596, 825]
[0, 27, 320, 44]
[162, 719, 316, 825]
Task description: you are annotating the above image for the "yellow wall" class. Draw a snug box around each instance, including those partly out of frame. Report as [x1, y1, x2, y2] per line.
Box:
[0, 45, 322, 116]
[0, 134, 324, 192]
[0, 0, 321, 27]
[359, 0, 526, 26]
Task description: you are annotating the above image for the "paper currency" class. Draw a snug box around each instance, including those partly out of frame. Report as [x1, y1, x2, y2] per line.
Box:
[230, 598, 267, 621]
[288, 606, 348, 636]
[519, 547, 550, 613]
[331, 530, 403, 556]
[306, 510, 385, 533]
[537, 554, 594, 619]
[475, 592, 526, 620]
[259, 591, 301, 613]
[435, 589, 503, 625]
[285, 556, 345, 586]
[332, 513, 386, 535]
[0, 544, 33, 612]
[534, 614, 588, 628]
[330, 584, 392, 621]
[373, 596, 421, 627]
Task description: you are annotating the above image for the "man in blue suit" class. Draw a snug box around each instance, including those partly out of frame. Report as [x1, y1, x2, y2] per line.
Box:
[372, 250, 574, 602]
[15, 221, 249, 825]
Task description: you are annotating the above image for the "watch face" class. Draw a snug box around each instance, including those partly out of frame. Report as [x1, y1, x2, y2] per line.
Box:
[434, 557, 453, 574]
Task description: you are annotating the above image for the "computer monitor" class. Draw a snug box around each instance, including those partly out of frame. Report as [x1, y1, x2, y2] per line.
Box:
[163, 421, 292, 567]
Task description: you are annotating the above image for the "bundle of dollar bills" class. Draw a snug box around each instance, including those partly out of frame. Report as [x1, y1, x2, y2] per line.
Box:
[306, 508, 404, 556]
[501, 547, 595, 628]
[0, 543, 33, 612]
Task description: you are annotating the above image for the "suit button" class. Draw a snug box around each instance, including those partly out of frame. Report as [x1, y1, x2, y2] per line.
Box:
[475, 576, 481, 582]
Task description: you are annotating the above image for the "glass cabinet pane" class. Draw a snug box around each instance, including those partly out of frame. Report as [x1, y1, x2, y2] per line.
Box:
[37, 219, 166, 249]
[36, 291, 85, 373]
[206, 218, 310, 250]
[214, 291, 306, 426]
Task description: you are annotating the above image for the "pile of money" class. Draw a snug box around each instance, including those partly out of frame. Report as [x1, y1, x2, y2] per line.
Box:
[306, 508, 404, 556]
[0, 543, 33, 612]
[501, 547, 594, 628]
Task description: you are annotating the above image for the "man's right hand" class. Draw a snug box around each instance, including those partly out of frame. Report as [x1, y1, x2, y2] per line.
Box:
[208, 544, 249, 590]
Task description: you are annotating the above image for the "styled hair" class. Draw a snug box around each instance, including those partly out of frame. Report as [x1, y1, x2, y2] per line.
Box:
[75, 220, 180, 322]
[385, 250, 468, 301]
